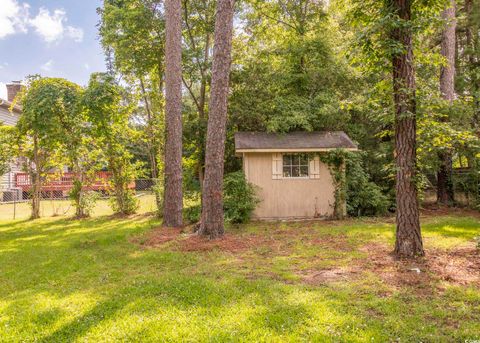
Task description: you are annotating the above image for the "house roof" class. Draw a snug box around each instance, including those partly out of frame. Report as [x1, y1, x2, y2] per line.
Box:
[235, 131, 358, 152]
[0, 99, 22, 114]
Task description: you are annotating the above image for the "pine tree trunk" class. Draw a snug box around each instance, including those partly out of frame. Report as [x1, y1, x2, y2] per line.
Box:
[437, 0, 456, 205]
[437, 151, 454, 204]
[465, 0, 480, 131]
[198, 32, 210, 191]
[139, 78, 158, 179]
[163, 0, 183, 227]
[198, 0, 235, 239]
[391, 0, 424, 257]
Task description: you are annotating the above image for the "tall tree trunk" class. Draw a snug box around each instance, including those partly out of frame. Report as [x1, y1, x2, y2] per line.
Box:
[437, 0, 456, 205]
[72, 159, 86, 218]
[465, 0, 480, 130]
[198, 32, 211, 191]
[163, 0, 183, 227]
[183, 1, 211, 190]
[31, 135, 41, 219]
[391, 0, 424, 257]
[139, 79, 158, 179]
[199, 33, 211, 118]
[198, 0, 235, 239]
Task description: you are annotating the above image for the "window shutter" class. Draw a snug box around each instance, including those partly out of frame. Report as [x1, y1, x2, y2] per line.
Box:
[309, 155, 321, 179]
[272, 153, 282, 179]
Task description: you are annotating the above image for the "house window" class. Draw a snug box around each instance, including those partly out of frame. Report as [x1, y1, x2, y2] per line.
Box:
[282, 154, 309, 178]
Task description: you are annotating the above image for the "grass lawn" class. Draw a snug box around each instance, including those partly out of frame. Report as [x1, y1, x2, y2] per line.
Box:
[0, 211, 479, 342]
[0, 193, 158, 221]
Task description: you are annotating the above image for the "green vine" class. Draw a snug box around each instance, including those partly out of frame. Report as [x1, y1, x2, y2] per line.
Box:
[320, 149, 349, 219]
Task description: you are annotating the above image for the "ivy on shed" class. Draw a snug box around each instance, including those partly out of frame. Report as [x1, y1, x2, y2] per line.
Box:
[320, 149, 348, 219]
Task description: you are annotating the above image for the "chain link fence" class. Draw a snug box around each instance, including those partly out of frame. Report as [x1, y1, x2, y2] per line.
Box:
[0, 178, 158, 220]
[422, 168, 480, 207]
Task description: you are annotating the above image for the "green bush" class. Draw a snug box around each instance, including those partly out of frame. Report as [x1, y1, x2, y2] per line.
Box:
[223, 171, 259, 224]
[183, 172, 258, 225]
[182, 157, 202, 224]
[109, 189, 139, 215]
[184, 204, 201, 224]
[69, 180, 100, 218]
[346, 152, 390, 217]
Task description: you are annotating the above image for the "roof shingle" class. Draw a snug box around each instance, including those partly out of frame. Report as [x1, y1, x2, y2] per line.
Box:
[235, 131, 358, 151]
[0, 99, 22, 114]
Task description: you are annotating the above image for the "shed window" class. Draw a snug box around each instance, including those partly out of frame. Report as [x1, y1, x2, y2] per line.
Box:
[282, 154, 309, 178]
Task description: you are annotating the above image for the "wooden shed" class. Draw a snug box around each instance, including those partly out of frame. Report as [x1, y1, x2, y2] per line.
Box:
[235, 131, 358, 220]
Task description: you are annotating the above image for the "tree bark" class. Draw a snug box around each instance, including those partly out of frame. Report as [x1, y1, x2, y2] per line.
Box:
[183, 1, 211, 190]
[139, 78, 158, 179]
[465, 0, 480, 131]
[391, 0, 424, 257]
[198, 32, 210, 191]
[31, 134, 41, 220]
[163, 0, 183, 227]
[198, 0, 235, 239]
[437, 0, 456, 205]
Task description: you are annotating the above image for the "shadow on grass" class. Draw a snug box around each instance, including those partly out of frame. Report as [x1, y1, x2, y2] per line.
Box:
[0, 215, 162, 298]
[37, 278, 341, 342]
[39, 295, 126, 342]
[1, 214, 479, 341]
[0, 215, 359, 340]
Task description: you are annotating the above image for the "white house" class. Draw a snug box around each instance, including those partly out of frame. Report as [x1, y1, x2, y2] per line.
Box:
[0, 82, 23, 199]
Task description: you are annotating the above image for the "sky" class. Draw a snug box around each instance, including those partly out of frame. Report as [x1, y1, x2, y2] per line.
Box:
[0, 0, 106, 100]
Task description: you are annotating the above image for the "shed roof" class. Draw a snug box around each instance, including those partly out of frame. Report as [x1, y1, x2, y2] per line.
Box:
[235, 131, 358, 152]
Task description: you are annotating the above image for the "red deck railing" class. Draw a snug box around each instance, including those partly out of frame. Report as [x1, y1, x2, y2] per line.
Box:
[14, 171, 134, 193]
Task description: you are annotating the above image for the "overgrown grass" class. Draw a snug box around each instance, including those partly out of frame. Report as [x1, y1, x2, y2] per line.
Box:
[0, 213, 479, 342]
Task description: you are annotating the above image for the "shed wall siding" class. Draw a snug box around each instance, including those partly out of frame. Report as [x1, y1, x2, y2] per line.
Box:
[244, 152, 335, 219]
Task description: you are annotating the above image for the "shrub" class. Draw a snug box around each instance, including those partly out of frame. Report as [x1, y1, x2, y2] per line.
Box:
[345, 152, 390, 217]
[184, 204, 201, 224]
[69, 180, 100, 218]
[223, 171, 259, 224]
[78, 191, 101, 217]
[109, 189, 139, 215]
[321, 150, 390, 217]
[181, 157, 203, 224]
[183, 172, 258, 225]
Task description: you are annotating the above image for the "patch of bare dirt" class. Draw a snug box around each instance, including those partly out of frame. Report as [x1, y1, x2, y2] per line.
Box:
[299, 267, 360, 285]
[359, 243, 436, 296]
[136, 219, 480, 295]
[137, 227, 276, 253]
[135, 227, 184, 247]
[310, 234, 353, 251]
[359, 242, 480, 294]
[177, 234, 267, 253]
[427, 246, 480, 285]
[296, 241, 480, 291]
